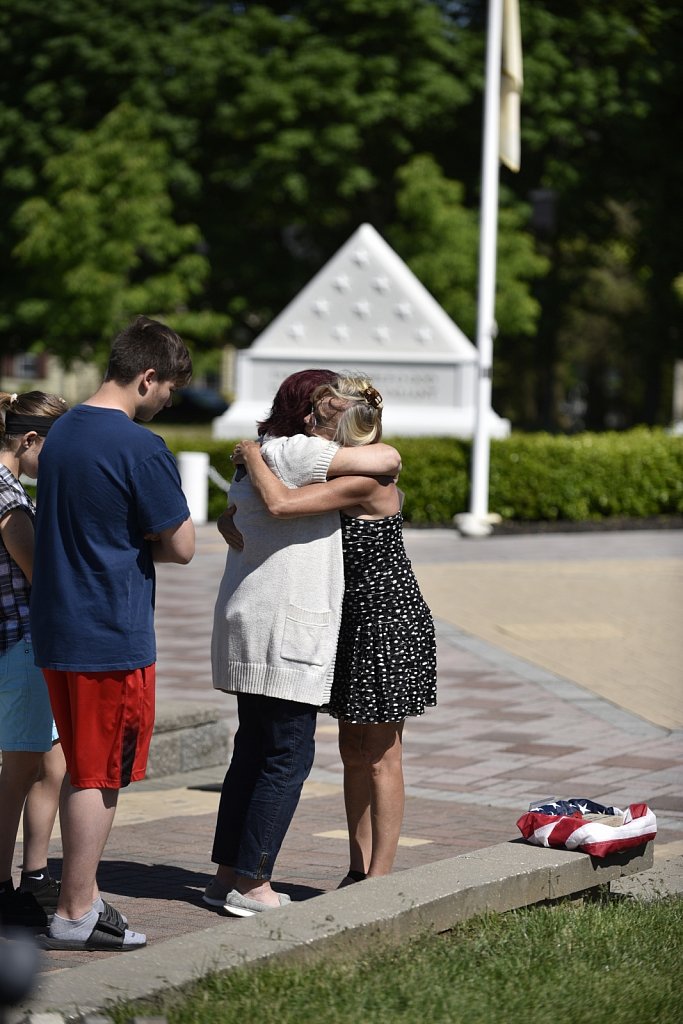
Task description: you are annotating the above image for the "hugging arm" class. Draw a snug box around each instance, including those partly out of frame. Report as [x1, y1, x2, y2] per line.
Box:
[217, 503, 243, 550]
[219, 436, 403, 548]
[239, 441, 378, 518]
[328, 443, 401, 479]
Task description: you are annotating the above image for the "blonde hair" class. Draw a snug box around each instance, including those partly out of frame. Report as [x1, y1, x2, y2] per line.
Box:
[0, 390, 68, 450]
[311, 375, 383, 446]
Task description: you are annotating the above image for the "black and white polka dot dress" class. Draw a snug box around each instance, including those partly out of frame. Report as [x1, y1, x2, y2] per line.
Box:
[326, 512, 437, 724]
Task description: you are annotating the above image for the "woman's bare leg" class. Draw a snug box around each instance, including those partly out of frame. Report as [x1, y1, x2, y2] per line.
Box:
[338, 721, 371, 875]
[344, 779, 372, 873]
[22, 742, 66, 872]
[364, 721, 405, 876]
[0, 751, 42, 880]
[338, 720, 405, 878]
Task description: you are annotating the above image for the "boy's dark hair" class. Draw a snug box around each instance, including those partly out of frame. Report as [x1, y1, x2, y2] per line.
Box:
[105, 316, 193, 387]
[257, 368, 337, 438]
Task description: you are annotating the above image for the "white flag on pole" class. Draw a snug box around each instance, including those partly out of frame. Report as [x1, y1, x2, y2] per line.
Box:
[499, 0, 523, 172]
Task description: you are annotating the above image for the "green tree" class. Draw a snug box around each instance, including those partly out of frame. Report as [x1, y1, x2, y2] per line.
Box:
[509, 0, 683, 426]
[185, 0, 479, 334]
[12, 104, 226, 364]
[2, 0, 682, 430]
[553, 202, 648, 431]
[388, 154, 547, 342]
[0, 0, 480, 353]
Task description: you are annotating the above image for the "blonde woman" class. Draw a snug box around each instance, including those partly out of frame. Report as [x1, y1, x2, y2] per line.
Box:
[0, 391, 67, 928]
[234, 377, 437, 885]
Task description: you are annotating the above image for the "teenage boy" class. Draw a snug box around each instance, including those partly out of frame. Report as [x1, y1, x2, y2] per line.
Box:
[30, 315, 195, 951]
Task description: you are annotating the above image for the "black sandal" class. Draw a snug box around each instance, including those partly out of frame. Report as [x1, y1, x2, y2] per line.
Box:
[98, 900, 127, 931]
[42, 910, 145, 951]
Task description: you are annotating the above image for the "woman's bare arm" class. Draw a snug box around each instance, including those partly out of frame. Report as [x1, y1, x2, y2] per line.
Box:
[327, 442, 401, 478]
[0, 508, 34, 582]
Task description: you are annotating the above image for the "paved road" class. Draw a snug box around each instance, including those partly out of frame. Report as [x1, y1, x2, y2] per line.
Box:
[31, 524, 683, 975]
[408, 528, 683, 730]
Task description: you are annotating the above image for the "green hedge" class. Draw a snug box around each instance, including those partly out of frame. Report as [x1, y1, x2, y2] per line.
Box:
[488, 429, 683, 522]
[167, 428, 683, 526]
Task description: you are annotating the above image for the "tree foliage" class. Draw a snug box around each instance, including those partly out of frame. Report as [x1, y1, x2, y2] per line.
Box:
[0, 0, 681, 427]
[507, 0, 683, 427]
[12, 104, 225, 364]
[0, 0, 479, 349]
[388, 155, 547, 340]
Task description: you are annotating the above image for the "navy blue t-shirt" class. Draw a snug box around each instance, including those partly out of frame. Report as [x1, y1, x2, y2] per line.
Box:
[30, 405, 190, 671]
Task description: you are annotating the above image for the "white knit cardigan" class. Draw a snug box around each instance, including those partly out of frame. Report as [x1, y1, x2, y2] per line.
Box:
[211, 434, 344, 706]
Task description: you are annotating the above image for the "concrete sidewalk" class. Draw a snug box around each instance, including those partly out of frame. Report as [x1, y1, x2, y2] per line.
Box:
[9, 525, 683, 1020]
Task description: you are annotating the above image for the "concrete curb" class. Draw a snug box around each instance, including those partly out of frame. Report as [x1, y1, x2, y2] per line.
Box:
[146, 701, 231, 779]
[15, 840, 654, 1021]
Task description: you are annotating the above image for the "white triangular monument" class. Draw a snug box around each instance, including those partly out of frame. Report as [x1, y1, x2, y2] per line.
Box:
[213, 223, 510, 438]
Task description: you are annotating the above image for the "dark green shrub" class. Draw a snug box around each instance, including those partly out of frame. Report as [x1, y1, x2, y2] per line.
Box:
[384, 437, 470, 524]
[489, 429, 683, 521]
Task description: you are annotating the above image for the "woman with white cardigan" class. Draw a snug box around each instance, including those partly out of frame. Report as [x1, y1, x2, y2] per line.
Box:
[234, 377, 437, 890]
[206, 369, 401, 916]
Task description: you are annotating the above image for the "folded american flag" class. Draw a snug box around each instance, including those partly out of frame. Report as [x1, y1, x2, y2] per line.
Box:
[517, 798, 657, 858]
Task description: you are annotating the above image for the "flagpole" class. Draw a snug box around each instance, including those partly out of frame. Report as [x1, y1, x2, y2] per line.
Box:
[456, 0, 504, 538]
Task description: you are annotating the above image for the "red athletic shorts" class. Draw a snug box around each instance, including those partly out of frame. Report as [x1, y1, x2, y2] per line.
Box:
[43, 665, 155, 789]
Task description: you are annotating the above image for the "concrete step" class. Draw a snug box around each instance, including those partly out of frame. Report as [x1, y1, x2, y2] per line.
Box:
[0, 701, 231, 780]
[23, 840, 655, 1019]
[146, 701, 231, 779]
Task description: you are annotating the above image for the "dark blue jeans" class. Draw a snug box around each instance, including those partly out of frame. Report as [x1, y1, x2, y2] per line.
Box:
[211, 692, 317, 880]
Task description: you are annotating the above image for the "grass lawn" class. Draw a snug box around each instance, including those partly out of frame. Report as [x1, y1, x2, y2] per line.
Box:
[111, 895, 682, 1024]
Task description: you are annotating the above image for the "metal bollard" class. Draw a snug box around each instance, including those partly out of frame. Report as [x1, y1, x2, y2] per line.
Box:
[178, 451, 209, 526]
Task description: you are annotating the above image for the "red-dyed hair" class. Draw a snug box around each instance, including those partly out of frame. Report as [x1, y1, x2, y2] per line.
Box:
[257, 368, 337, 438]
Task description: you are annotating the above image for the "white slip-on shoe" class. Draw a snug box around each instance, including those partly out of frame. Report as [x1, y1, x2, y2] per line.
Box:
[203, 877, 230, 907]
[223, 890, 292, 918]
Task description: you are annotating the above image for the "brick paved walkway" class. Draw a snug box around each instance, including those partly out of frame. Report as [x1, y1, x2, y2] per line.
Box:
[33, 525, 683, 973]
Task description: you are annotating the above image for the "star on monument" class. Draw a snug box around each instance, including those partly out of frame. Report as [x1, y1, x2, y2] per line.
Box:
[331, 324, 349, 341]
[373, 326, 391, 344]
[351, 248, 370, 267]
[311, 298, 330, 317]
[352, 301, 371, 319]
[372, 276, 391, 293]
[288, 322, 306, 340]
[416, 326, 433, 344]
[333, 275, 350, 292]
[395, 302, 413, 320]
